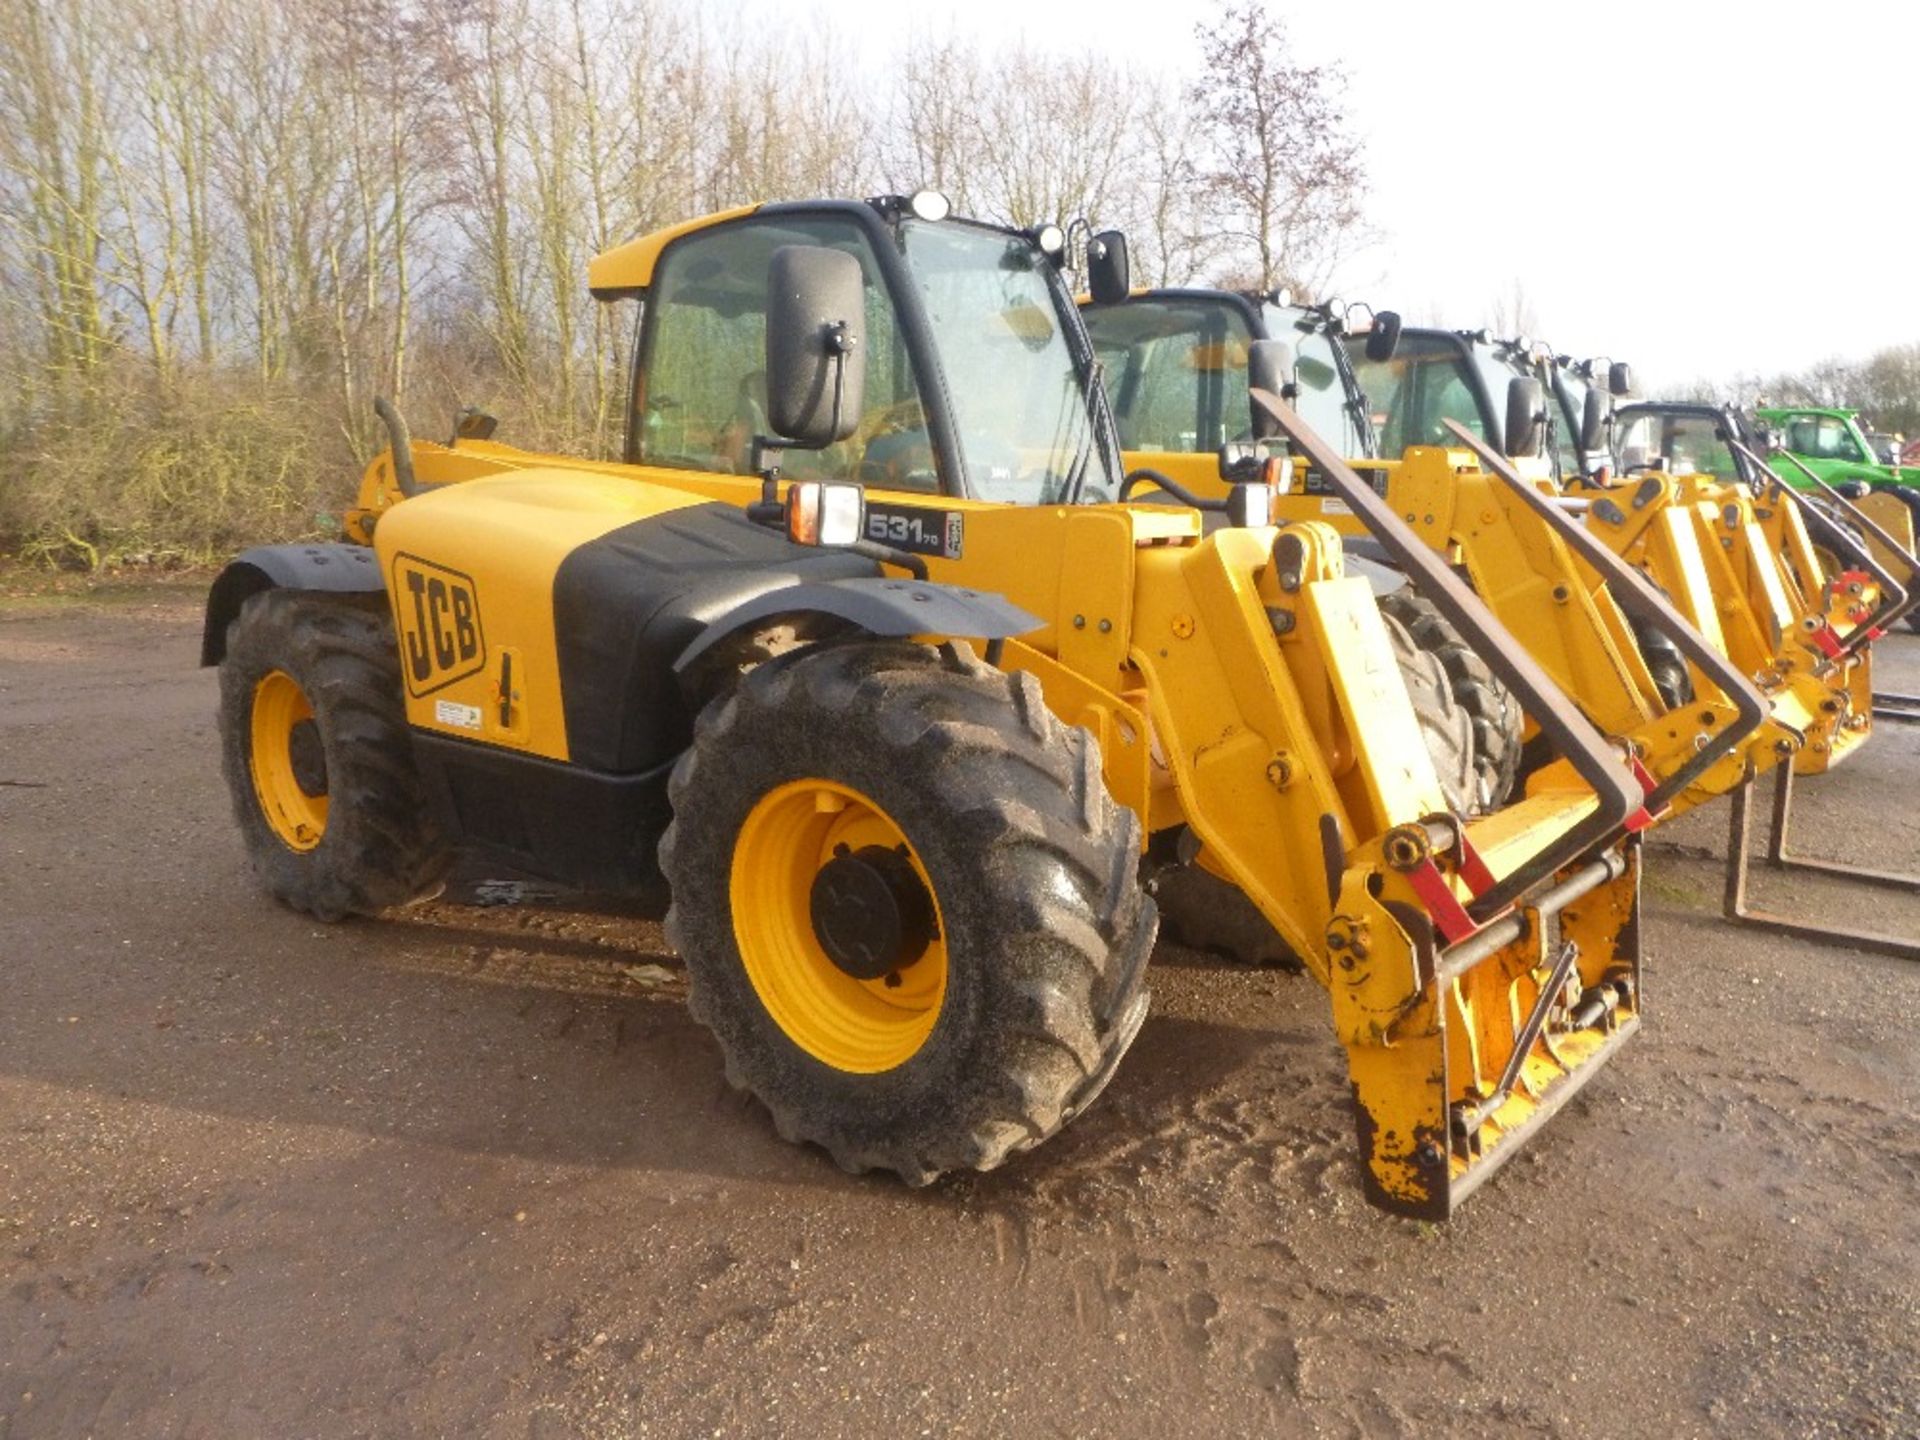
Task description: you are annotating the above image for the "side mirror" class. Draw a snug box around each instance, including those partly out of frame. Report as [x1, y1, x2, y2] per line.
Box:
[1087, 230, 1131, 306]
[1580, 387, 1610, 454]
[1608, 361, 1633, 397]
[451, 406, 498, 444]
[766, 245, 867, 448]
[1505, 376, 1545, 458]
[1364, 310, 1403, 363]
[1247, 339, 1296, 441]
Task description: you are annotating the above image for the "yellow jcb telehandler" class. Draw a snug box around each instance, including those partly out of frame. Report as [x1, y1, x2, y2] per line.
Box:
[1487, 348, 1919, 779]
[201, 197, 1756, 1218]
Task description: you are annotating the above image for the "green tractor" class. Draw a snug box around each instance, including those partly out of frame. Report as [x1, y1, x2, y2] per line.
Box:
[1757, 405, 1920, 508]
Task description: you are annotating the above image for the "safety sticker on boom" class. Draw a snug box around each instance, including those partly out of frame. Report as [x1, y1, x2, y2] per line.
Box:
[392, 553, 487, 697]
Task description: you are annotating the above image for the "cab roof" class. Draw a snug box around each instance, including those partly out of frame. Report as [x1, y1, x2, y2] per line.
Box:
[587, 204, 759, 300]
[1755, 405, 1860, 420]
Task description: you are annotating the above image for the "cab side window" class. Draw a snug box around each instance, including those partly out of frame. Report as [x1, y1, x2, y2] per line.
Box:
[1661, 417, 1735, 478]
[1811, 417, 1862, 462]
[633, 217, 938, 490]
[1786, 416, 1861, 462]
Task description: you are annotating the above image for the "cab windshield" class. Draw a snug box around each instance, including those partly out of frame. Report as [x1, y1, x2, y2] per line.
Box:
[1350, 332, 1490, 453]
[900, 220, 1118, 503]
[1615, 411, 1739, 480]
[1082, 296, 1253, 456]
[1264, 305, 1367, 456]
[1472, 346, 1527, 435]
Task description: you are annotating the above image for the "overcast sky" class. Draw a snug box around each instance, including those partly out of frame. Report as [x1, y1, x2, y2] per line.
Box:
[718, 0, 1917, 393]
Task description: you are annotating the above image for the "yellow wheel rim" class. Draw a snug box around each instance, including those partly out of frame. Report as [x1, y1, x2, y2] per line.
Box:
[730, 779, 947, 1074]
[249, 670, 329, 852]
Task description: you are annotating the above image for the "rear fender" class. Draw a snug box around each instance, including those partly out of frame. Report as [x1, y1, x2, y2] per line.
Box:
[201, 544, 384, 666]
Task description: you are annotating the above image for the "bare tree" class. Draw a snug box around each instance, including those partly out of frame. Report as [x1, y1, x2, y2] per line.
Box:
[0, 0, 1387, 571]
[1187, 3, 1365, 296]
[1122, 79, 1219, 286]
[1487, 278, 1541, 340]
[883, 36, 988, 213]
[1857, 346, 1920, 434]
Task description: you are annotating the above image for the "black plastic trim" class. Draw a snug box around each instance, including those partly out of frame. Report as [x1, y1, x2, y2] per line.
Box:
[412, 732, 677, 902]
[201, 544, 384, 666]
[674, 576, 1042, 674]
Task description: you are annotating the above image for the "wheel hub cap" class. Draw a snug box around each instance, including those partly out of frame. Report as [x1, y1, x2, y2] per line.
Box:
[249, 669, 329, 852]
[809, 845, 936, 981]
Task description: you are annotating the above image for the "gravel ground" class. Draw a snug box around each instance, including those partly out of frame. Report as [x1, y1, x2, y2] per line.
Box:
[1, 587, 1915, 1438]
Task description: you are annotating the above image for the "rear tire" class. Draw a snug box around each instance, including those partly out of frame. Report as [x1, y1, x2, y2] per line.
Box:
[218, 589, 451, 922]
[661, 640, 1154, 1184]
[1639, 642, 1695, 711]
[1378, 587, 1524, 811]
[1148, 866, 1303, 971]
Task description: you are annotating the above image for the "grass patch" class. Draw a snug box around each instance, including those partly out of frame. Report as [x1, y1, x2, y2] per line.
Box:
[0, 559, 213, 612]
[0, 366, 355, 573]
[1645, 872, 1707, 907]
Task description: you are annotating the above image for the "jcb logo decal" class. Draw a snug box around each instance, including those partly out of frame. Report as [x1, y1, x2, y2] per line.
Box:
[393, 554, 486, 697]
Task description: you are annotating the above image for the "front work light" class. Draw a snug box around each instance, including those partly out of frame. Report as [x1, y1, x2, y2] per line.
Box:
[786, 480, 865, 548]
[908, 189, 951, 222]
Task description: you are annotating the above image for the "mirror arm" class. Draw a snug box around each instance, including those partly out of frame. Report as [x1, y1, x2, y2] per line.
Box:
[748, 438, 786, 523]
[750, 325, 855, 524]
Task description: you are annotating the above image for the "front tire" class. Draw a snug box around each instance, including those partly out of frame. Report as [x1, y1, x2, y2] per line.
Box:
[1378, 587, 1524, 811]
[218, 589, 450, 922]
[661, 640, 1154, 1184]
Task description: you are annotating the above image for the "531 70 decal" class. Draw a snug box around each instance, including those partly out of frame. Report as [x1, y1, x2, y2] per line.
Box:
[864, 501, 963, 560]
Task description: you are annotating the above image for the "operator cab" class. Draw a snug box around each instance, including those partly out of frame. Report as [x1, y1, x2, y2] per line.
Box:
[1081, 290, 1387, 462]
[1612, 403, 1756, 484]
[1348, 328, 1631, 483]
[590, 194, 1123, 507]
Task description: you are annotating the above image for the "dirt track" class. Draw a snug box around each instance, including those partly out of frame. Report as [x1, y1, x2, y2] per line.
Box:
[2, 587, 1916, 1438]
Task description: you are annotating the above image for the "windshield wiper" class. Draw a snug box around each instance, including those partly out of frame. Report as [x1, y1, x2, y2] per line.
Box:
[1318, 312, 1381, 458]
[1065, 356, 1120, 504]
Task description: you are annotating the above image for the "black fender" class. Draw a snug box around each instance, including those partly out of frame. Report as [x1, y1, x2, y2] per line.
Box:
[201, 543, 384, 666]
[674, 576, 1043, 675]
